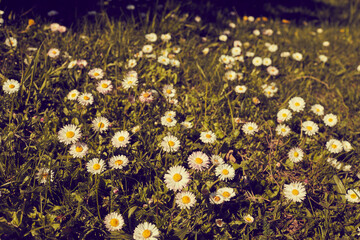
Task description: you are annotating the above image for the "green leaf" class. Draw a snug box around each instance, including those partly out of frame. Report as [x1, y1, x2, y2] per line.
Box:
[128, 206, 138, 218]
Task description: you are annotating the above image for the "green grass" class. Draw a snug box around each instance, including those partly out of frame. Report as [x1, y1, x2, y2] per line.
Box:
[0, 2, 359, 239]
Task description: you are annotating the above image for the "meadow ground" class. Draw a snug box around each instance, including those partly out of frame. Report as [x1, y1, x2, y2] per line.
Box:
[0, 1, 360, 239]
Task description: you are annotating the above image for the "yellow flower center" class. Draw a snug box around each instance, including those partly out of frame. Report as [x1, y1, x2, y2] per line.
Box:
[173, 173, 182, 182]
[239, 87, 243, 91]
[143, 92, 150, 98]
[166, 89, 172, 94]
[294, 152, 299, 157]
[292, 189, 299, 196]
[166, 117, 173, 123]
[245, 216, 252, 222]
[206, 134, 212, 138]
[350, 193, 357, 199]
[110, 218, 119, 227]
[214, 196, 221, 202]
[142, 230, 152, 238]
[295, 102, 300, 107]
[101, 83, 108, 88]
[162, 58, 166, 62]
[71, 93, 76, 98]
[10, 40, 14, 45]
[42, 173, 48, 179]
[118, 136, 125, 142]
[195, 158, 203, 164]
[115, 160, 123, 165]
[168, 141, 175, 147]
[331, 144, 337, 149]
[306, 126, 313, 131]
[52, 50, 57, 54]
[84, 96, 90, 100]
[9, 84, 15, 89]
[128, 80, 133, 84]
[328, 118, 333, 122]
[222, 169, 229, 175]
[223, 191, 230, 198]
[66, 131, 75, 138]
[93, 163, 101, 170]
[248, 126, 253, 130]
[98, 122, 105, 128]
[182, 196, 191, 204]
[228, 74, 233, 78]
[281, 128, 286, 132]
[316, 109, 320, 112]
[76, 146, 83, 152]
[94, 72, 99, 76]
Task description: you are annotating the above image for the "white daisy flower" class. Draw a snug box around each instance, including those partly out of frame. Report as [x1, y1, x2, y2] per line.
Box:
[172, 45, 181, 53]
[301, 121, 319, 136]
[243, 214, 254, 223]
[47, 48, 60, 58]
[231, 47, 241, 56]
[58, 124, 82, 145]
[142, 45, 153, 54]
[69, 142, 88, 158]
[169, 59, 180, 68]
[289, 97, 305, 112]
[126, 70, 138, 78]
[215, 164, 235, 181]
[132, 125, 141, 133]
[202, 47, 210, 55]
[96, 80, 113, 94]
[164, 165, 191, 191]
[158, 56, 169, 65]
[162, 84, 176, 98]
[345, 189, 360, 203]
[86, 158, 106, 174]
[276, 124, 291, 137]
[210, 155, 224, 165]
[104, 212, 124, 231]
[327, 158, 342, 170]
[133, 222, 160, 240]
[187, 152, 210, 171]
[175, 191, 196, 209]
[3, 79, 20, 94]
[122, 77, 138, 90]
[139, 90, 154, 103]
[160, 116, 177, 127]
[92, 116, 110, 132]
[288, 147, 304, 163]
[164, 111, 176, 118]
[235, 85, 247, 94]
[78, 93, 94, 106]
[292, 52, 303, 61]
[262, 57, 272, 66]
[319, 54, 328, 63]
[145, 33, 157, 42]
[267, 66, 279, 76]
[217, 187, 236, 201]
[88, 68, 104, 79]
[5, 37, 17, 48]
[323, 114, 337, 127]
[277, 109, 292, 122]
[181, 121, 193, 129]
[310, 104, 324, 116]
[283, 182, 306, 202]
[357, 65, 360, 72]
[224, 70, 237, 81]
[112, 131, 131, 148]
[242, 122, 259, 135]
[200, 131, 216, 144]
[209, 192, 225, 204]
[127, 59, 137, 68]
[36, 168, 54, 184]
[253, 29, 260, 36]
[268, 44, 278, 52]
[280, 52, 291, 57]
[68, 60, 77, 68]
[326, 139, 343, 153]
[161, 33, 171, 42]
[342, 141, 353, 152]
[323, 41, 330, 47]
[252, 57, 262, 66]
[160, 135, 180, 152]
[109, 155, 129, 170]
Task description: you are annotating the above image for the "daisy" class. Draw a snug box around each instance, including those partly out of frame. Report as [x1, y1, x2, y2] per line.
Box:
[132, 125, 141, 133]
[231, 47, 241, 56]
[200, 131, 217, 144]
[50, 23, 60, 31]
[224, 70, 237, 81]
[301, 121, 319, 136]
[252, 57, 262, 66]
[86, 158, 106, 174]
[209, 192, 225, 204]
[96, 80, 113, 94]
[77, 59, 88, 68]
[267, 66, 279, 76]
[181, 121, 193, 129]
[215, 164, 235, 181]
[342, 141, 353, 152]
[268, 44, 278, 52]
[78, 93, 94, 106]
[323, 41, 330, 47]
[243, 214, 254, 223]
[3, 79, 20, 94]
[92, 116, 110, 132]
[242, 122, 259, 135]
[277, 109, 292, 122]
[219, 34, 228, 42]
[47, 48, 60, 58]
[36, 168, 54, 184]
[210, 155, 224, 165]
[323, 114, 337, 127]
[122, 77, 138, 90]
[161, 33, 171, 42]
[104, 212, 124, 231]
[187, 151, 210, 171]
[160, 116, 177, 127]
[319, 54, 328, 63]
[292, 52, 303, 61]
[215, 219, 225, 227]
[139, 90, 154, 103]
[262, 57, 272, 66]
[203, 47, 210, 55]
[133, 222, 160, 240]
[235, 85, 247, 94]
[158, 56, 169, 65]
[5, 37, 17, 48]
[217, 187, 235, 201]
[311, 104, 324, 116]
[127, 59, 137, 68]
[172, 45, 181, 53]
[276, 124, 291, 137]
[288, 147, 304, 163]
[280, 52, 291, 57]
[145, 33, 157, 42]
[109, 155, 129, 170]
[160, 135, 180, 152]
[164, 165, 191, 191]
[169, 59, 180, 68]
[69, 142, 88, 158]
[163, 84, 176, 98]
[112, 131, 131, 148]
[68, 60, 77, 69]
[175, 191, 196, 209]
[58, 124, 82, 145]
[142, 45, 153, 54]
[326, 139, 343, 153]
[88, 68, 104, 79]
[327, 157, 342, 170]
[345, 189, 360, 203]
[234, 40, 242, 47]
[164, 111, 176, 118]
[283, 182, 306, 202]
[289, 97, 305, 112]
